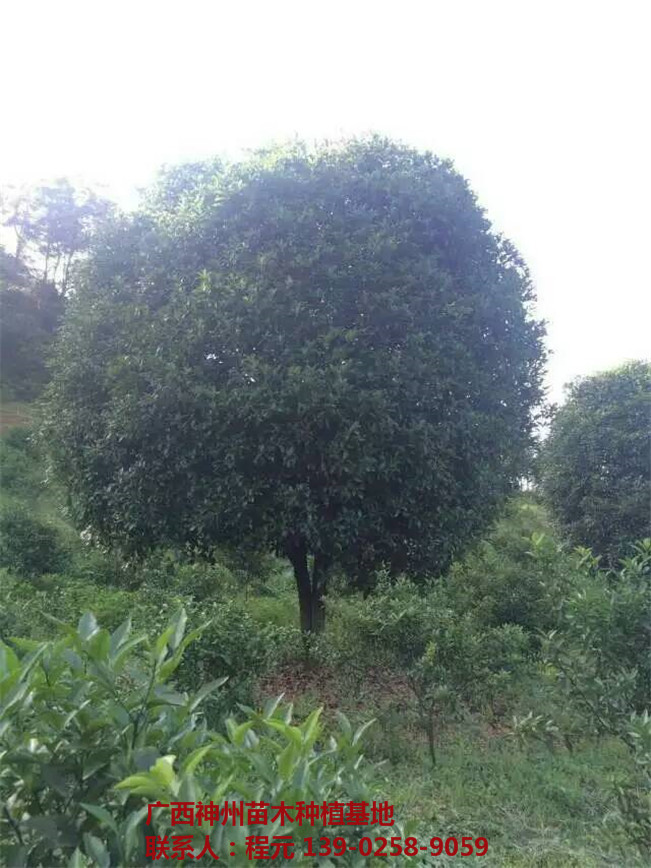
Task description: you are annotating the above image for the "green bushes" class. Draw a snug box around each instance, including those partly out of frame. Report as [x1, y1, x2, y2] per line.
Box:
[328, 572, 531, 765]
[328, 574, 436, 670]
[0, 506, 69, 575]
[438, 501, 580, 643]
[0, 572, 160, 642]
[516, 539, 651, 855]
[0, 609, 416, 867]
[0, 563, 298, 720]
[175, 598, 301, 720]
[0, 426, 41, 494]
[541, 539, 651, 732]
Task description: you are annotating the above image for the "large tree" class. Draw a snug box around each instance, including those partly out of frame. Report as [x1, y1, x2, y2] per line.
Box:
[542, 361, 650, 564]
[46, 138, 546, 631]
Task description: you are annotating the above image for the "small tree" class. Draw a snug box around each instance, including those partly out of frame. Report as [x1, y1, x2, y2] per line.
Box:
[46, 138, 545, 632]
[541, 361, 651, 564]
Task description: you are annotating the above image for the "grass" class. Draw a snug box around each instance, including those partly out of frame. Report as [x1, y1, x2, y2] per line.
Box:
[251, 646, 640, 866]
[383, 734, 633, 866]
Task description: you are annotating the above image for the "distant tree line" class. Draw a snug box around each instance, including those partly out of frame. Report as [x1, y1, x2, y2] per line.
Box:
[0, 180, 112, 399]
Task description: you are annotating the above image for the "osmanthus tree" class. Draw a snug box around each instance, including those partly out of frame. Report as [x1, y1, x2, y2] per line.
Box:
[45, 138, 546, 632]
[542, 361, 651, 564]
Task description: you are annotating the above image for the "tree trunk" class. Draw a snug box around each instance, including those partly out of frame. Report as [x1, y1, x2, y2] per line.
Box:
[288, 542, 313, 633]
[311, 554, 329, 634]
[287, 542, 329, 634]
[43, 243, 51, 285]
[62, 252, 74, 295]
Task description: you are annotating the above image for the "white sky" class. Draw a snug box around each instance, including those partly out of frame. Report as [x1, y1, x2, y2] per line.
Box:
[2, 0, 649, 403]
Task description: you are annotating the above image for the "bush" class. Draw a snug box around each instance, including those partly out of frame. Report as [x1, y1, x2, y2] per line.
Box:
[407, 612, 528, 765]
[0, 505, 69, 575]
[439, 500, 581, 644]
[0, 426, 41, 494]
[542, 539, 651, 731]
[328, 573, 441, 667]
[0, 573, 160, 643]
[0, 609, 418, 866]
[328, 572, 530, 766]
[174, 598, 302, 720]
[518, 539, 651, 855]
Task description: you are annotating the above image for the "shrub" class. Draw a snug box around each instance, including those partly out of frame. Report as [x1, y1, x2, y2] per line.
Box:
[328, 574, 436, 672]
[0, 609, 418, 866]
[542, 540, 651, 726]
[328, 573, 529, 766]
[0, 426, 41, 495]
[439, 501, 581, 644]
[66, 546, 129, 589]
[519, 539, 651, 854]
[408, 613, 528, 765]
[0, 573, 163, 643]
[174, 598, 302, 720]
[0, 505, 69, 576]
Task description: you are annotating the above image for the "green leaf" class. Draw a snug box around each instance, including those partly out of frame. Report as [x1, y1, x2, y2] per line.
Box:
[124, 806, 148, 859]
[0, 641, 20, 675]
[80, 803, 118, 833]
[83, 832, 110, 868]
[262, 694, 284, 719]
[188, 676, 228, 713]
[78, 613, 99, 642]
[88, 629, 111, 662]
[149, 755, 177, 788]
[181, 745, 213, 775]
[352, 718, 376, 746]
[265, 719, 303, 750]
[154, 624, 175, 661]
[115, 773, 160, 797]
[169, 607, 188, 651]
[211, 773, 234, 803]
[109, 617, 131, 658]
[151, 685, 187, 707]
[112, 634, 148, 670]
[230, 720, 253, 747]
[301, 707, 323, 747]
[336, 711, 352, 738]
[277, 742, 296, 779]
[67, 849, 87, 868]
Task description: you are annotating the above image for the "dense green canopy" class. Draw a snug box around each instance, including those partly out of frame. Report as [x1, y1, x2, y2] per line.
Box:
[46, 138, 546, 630]
[542, 361, 650, 564]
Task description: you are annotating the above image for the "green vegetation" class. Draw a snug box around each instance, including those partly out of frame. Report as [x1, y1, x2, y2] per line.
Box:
[1, 608, 418, 867]
[0, 181, 113, 401]
[44, 139, 545, 632]
[1, 144, 648, 866]
[1, 419, 649, 865]
[542, 361, 650, 565]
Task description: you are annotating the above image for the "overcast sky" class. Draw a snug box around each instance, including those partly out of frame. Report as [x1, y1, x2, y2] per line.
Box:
[2, 0, 649, 403]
